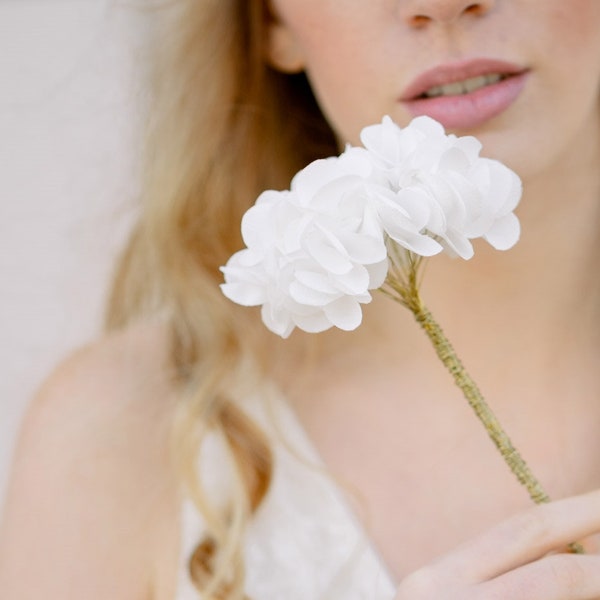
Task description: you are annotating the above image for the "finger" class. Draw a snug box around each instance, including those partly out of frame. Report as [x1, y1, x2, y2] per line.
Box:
[577, 533, 600, 554]
[479, 554, 600, 600]
[433, 488, 600, 583]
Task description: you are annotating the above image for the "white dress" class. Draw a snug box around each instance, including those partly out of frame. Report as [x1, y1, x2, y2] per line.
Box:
[176, 386, 397, 600]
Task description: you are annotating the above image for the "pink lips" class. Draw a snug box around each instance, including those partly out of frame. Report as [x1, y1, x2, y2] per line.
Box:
[400, 59, 529, 130]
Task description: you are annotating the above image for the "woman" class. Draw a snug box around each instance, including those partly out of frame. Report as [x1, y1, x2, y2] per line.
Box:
[1, 0, 600, 598]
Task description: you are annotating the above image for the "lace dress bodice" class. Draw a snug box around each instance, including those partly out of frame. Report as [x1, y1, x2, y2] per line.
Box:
[176, 388, 396, 599]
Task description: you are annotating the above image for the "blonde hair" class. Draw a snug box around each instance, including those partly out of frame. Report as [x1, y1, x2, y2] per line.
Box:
[106, 0, 337, 596]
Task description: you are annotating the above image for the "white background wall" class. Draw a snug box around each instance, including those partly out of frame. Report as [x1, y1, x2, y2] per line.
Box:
[0, 0, 143, 503]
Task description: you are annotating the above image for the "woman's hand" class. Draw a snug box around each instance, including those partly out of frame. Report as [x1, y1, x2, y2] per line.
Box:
[395, 489, 600, 599]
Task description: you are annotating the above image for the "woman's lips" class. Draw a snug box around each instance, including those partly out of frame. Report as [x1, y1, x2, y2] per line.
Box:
[400, 59, 529, 130]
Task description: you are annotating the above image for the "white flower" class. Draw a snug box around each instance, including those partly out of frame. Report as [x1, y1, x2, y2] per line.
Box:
[221, 115, 522, 337]
[221, 151, 389, 338]
[360, 115, 521, 259]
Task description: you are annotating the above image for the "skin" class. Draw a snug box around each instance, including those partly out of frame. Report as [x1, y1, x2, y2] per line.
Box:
[1, 1, 600, 598]
[267, 0, 600, 597]
[266, 0, 600, 179]
[0, 324, 182, 600]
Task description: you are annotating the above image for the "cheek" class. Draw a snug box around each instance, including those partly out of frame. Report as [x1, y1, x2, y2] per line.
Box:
[541, 1, 600, 65]
[544, 3, 600, 114]
[303, 51, 378, 146]
[272, 3, 399, 145]
[303, 38, 404, 146]
[304, 58, 379, 146]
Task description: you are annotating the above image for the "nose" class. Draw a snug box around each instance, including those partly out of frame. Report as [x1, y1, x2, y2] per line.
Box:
[399, 0, 495, 27]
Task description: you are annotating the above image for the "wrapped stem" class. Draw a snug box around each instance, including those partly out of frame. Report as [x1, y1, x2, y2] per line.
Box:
[382, 247, 583, 553]
[413, 295, 549, 503]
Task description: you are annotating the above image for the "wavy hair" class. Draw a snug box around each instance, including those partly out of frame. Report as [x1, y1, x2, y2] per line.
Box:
[106, 0, 337, 596]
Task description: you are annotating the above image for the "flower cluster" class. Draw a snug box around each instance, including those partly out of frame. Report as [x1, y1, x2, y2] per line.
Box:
[221, 116, 521, 337]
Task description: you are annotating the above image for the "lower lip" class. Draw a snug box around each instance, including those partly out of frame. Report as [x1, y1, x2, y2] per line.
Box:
[401, 71, 529, 130]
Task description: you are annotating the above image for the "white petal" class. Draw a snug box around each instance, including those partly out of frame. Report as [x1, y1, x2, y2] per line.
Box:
[336, 264, 370, 294]
[454, 134, 482, 157]
[443, 172, 491, 236]
[291, 157, 341, 205]
[360, 116, 403, 168]
[220, 283, 267, 306]
[340, 232, 387, 264]
[439, 230, 474, 259]
[366, 258, 390, 289]
[484, 212, 521, 250]
[289, 280, 338, 306]
[240, 200, 277, 248]
[282, 212, 312, 254]
[389, 230, 443, 256]
[424, 176, 468, 231]
[293, 310, 335, 334]
[438, 146, 470, 171]
[488, 161, 523, 213]
[294, 269, 337, 294]
[305, 233, 353, 274]
[223, 248, 264, 269]
[410, 115, 446, 137]
[393, 188, 432, 229]
[324, 296, 364, 331]
[358, 204, 384, 238]
[261, 303, 295, 338]
[338, 146, 373, 177]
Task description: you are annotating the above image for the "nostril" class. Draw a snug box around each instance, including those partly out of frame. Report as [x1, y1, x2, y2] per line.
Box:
[404, 1, 493, 27]
[410, 14, 431, 29]
[465, 3, 485, 15]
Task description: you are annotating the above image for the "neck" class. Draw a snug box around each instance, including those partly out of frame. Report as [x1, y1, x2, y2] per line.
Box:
[309, 122, 600, 408]
[427, 117, 600, 348]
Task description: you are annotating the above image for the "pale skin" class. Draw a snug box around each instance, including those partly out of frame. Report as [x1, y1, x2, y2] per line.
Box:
[2, 0, 600, 598]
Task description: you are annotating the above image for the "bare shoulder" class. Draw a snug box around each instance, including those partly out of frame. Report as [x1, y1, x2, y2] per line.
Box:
[38, 320, 176, 406]
[19, 321, 178, 470]
[0, 322, 182, 600]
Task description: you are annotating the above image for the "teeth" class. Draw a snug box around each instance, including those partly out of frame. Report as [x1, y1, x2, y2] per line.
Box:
[464, 75, 488, 93]
[423, 73, 505, 98]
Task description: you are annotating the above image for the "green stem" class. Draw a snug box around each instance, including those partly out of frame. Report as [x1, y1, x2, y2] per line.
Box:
[382, 254, 584, 553]
[411, 295, 550, 504]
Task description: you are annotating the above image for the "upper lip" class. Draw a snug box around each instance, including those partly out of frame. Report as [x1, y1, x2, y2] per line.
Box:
[400, 58, 528, 100]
